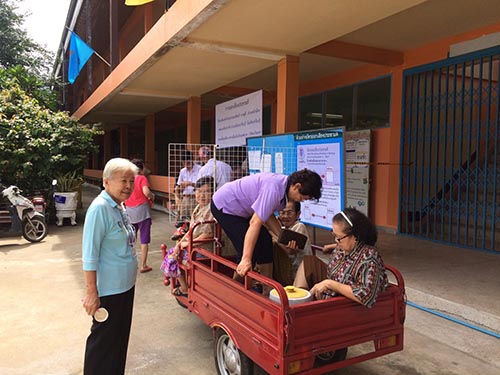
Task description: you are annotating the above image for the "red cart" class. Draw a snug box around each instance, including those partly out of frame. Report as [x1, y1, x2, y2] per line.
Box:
[168, 222, 406, 375]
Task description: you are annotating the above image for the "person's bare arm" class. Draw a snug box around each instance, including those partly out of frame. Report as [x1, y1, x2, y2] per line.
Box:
[322, 243, 337, 254]
[82, 271, 100, 316]
[142, 185, 154, 201]
[310, 279, 359, 304]
[265, 214, 282, 238]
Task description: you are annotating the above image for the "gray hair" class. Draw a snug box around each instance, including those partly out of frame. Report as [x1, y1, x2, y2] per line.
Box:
[102, 158, 139, 183]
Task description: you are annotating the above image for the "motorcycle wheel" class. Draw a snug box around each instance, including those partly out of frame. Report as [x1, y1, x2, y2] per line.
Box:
[22, 217, 48, 242]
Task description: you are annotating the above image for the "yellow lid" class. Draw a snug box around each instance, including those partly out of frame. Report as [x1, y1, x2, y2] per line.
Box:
[270, 285, 310, 299]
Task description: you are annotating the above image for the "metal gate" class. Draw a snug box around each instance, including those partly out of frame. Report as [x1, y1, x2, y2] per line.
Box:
[400, 46, 500, 253]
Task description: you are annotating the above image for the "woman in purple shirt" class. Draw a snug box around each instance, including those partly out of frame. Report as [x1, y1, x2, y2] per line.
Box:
[211, 169, 322, 282]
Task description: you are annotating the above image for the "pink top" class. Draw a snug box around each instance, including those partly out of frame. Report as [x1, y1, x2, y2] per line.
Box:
[125, 174, 150, 207]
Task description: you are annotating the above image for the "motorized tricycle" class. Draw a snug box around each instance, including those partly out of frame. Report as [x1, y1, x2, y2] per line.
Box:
[169, 221, 406, 375]
[0, 184, 48, 243]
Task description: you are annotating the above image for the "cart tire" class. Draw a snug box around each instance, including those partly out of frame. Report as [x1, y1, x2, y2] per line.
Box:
[22, 217, 48, 243]
[214, 329, 254, 375]
[316, 347, 348, 365]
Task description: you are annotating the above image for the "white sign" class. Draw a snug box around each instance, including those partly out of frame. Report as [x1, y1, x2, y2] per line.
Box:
[345, 130, 371, 215]
[216, 90, 263, 147]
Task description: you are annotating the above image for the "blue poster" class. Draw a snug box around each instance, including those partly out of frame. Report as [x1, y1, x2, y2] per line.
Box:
[247, 128, 344, 229]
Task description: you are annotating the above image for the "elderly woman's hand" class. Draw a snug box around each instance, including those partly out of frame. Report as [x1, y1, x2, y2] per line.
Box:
[82, 291, 100, 316]
[310, 280, 335, 300]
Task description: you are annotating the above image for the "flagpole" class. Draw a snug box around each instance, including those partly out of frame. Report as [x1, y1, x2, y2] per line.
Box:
[65, 26, 111, 67]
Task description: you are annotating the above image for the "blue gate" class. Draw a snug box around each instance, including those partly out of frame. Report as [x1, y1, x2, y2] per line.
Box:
[400, 46, 500, 253]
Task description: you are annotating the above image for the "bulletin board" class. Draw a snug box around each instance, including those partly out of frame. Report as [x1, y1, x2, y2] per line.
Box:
[246, 128, 345, 230]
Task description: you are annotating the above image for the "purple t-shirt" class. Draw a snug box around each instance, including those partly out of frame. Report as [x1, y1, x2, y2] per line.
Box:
[212, 173, 288, 222]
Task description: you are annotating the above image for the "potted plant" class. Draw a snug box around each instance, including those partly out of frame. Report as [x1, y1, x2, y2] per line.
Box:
[53, 171, 83, 226]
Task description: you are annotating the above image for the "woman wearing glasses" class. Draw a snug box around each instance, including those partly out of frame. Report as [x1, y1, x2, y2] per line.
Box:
[82, 158, 139, 374]
[293, 207, 388, 308]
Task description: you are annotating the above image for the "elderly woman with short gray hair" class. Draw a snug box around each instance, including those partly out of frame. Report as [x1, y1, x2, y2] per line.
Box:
[82, 157, 139, 374]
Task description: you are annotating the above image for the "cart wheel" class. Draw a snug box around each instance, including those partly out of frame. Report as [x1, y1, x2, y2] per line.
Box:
[214, 329, 253, 375]
[316, 347, 348, 365]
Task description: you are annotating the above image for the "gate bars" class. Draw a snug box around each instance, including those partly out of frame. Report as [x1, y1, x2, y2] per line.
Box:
[400, 46, 500, 253]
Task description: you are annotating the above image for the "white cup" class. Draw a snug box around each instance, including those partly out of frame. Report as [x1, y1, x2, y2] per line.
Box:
[94, 307, 109, 322]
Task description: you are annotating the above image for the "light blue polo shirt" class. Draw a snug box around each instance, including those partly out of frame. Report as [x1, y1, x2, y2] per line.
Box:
[212, 173, 288, 221]
[82, 190, 137, 297]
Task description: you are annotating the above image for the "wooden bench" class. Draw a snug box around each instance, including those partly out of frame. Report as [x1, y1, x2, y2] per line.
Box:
[148, 175, 177, 211]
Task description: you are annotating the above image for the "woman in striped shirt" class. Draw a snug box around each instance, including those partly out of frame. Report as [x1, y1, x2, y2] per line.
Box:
[293, 208, 388, 308]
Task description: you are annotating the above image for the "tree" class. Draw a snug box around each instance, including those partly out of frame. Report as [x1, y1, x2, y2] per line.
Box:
[0, 1, 53, 76]
[0, 74, 103, 191]
[0, 1, 101, 192]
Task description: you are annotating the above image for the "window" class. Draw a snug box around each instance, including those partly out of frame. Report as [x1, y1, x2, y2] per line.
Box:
[356, 77, 391, 129]
[325, 86, 353, 129]
[299, 76, 391, 131]
[299, 93, 323, 130]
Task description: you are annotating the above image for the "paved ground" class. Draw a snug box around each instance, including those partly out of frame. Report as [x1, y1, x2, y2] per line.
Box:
[0, 184, 499, 374]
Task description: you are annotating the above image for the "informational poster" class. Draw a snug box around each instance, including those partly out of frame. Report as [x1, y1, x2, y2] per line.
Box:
[247, 128, 344, 230]
[344, 130, 370, 215]
[215, 90, 263, 147]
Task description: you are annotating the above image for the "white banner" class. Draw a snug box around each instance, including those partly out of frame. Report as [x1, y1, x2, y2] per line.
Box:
[345, 130, 371, 215]
[216, 90, 262, 147]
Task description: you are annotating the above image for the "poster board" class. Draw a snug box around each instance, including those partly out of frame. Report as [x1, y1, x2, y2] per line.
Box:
[344, 130, 371, 215]
[215, 90, 263, 147]
[247, 128, 344, 230]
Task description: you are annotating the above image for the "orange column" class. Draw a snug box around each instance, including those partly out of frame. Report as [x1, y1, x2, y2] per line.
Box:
[187, 96, 201, 144]
[120, 124, 128, 159]
[276, 55, 299, 134]
[386, 67, 404, 229]
[145, 114, 156, 174]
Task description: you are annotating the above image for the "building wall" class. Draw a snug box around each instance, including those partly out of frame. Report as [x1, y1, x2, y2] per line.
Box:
[298, 22, 500, 229]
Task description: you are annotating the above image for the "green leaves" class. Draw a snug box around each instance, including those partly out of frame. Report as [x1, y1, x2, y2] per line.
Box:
[0, 77, 102, 191]
[0, 1, 101, 191]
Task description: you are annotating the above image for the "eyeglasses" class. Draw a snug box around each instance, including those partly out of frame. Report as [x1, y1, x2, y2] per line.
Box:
[195, 189, 212, 194]
[331, 231, 350, 243]
[279, 210, 295, 216]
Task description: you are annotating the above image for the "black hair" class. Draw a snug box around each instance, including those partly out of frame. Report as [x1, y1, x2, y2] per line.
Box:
[286, 169, 322, 201]
[130, 158, 144, 170]
[195, 176, 214, 192]
[292, 201, 301, 212]
[333, 207, 377, 246]
[181, 150, 193, 162]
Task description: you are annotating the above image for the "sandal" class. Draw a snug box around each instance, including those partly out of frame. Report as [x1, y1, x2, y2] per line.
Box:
[173, 287, 188, 297]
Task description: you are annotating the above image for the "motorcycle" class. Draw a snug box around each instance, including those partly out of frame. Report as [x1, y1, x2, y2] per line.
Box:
[0, 184, 48, 243]
[25, 180, 57, 224]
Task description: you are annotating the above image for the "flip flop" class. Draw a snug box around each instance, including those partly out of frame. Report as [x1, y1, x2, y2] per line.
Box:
[173, 287, 188, 297]
[140, 266, 153, 273]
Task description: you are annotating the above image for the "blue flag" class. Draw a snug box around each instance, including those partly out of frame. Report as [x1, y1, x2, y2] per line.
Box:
[68, 32, 94, 84]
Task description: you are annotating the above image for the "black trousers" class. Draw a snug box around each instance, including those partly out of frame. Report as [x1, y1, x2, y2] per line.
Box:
[210, 200, 273, 264]
[84, 286, 135, 375]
